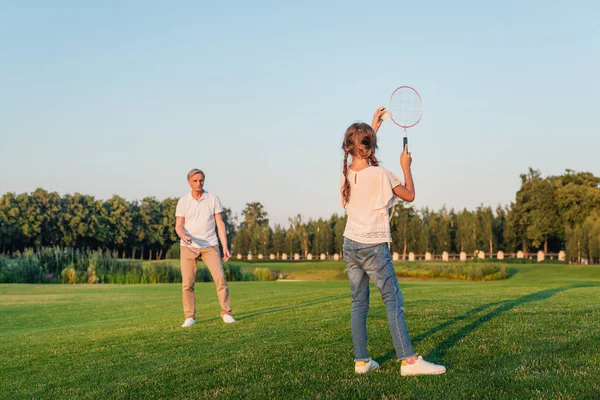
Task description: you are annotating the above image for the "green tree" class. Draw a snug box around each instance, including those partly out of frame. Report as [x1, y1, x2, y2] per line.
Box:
[30, 189, 62, 247]
[0, 193, 22, 252]
[390, 202, 414, 259]
[456, 208, 476, 253]
[494, 205, 507, 252]
[315, 218, 333, 256]
[219, 207, 237, 252]
[504, 203, 521, 253]
[476, 205, 495, 256]
[332, 214, 346, 255]
[271, 224, 286, 256]
[552, 170, 600, 229]
[582, 214, 600, 264]
[232, 225, 251, 255]
[284, 222, 300, 255]
[159, 198, 179, 259]
[237, 202, 270, 256]
[525, 179, 561, 253]
[99, 195, 133, 257]
[436, 206, 452, 254]
[289, 215, 308, 257]
[58, 194, 102, 249]
[137, 197, 163, 260]
[407, 215, 423, 254]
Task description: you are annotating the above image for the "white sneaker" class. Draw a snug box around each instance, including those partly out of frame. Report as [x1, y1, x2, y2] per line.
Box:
[400, 356, 446, 376]
[355, 359, 380, 374]
[222, 314, 236, 324]
[181, 318, 196, 328]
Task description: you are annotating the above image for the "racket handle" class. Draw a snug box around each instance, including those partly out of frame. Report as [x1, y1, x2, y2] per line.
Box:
[403, 136, 408, 150]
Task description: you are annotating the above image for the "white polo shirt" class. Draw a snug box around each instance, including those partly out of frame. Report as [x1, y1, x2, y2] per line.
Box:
[175, 190, 224, 248]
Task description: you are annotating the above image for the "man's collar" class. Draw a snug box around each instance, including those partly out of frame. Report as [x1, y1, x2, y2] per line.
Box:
[189, 190, 207, 201]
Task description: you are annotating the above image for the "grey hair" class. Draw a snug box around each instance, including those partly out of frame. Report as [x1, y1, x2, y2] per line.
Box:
[187, 169, 205, 181]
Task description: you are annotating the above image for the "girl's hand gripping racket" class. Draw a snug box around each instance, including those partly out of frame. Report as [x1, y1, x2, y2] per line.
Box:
[381, 86, 423, 150]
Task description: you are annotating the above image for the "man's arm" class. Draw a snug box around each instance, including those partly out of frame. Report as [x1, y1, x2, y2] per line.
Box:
[214, 212, 231, 261]
[175, 216, 191, 243]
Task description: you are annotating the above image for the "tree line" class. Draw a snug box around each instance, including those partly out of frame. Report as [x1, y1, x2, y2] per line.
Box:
[1, 169, 599, 263]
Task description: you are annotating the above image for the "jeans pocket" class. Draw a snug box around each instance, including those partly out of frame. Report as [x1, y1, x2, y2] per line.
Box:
[362, 243, 390, 272]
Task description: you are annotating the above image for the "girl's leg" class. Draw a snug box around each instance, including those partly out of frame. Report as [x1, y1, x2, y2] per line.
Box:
[344, 240, 371, 362]
[347, 264, 371, 361]
[364, 245, 416, 360]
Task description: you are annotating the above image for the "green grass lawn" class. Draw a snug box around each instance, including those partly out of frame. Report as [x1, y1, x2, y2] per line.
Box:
[1, 263, 600, 399]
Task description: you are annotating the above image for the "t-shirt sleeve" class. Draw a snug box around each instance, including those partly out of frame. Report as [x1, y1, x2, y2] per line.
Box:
[175, 198, 185, 217]
[213, 196, 224, 214]
[373, 168, 403, 214]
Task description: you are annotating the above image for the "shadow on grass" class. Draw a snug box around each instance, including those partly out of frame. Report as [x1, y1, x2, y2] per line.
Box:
[233, 294, 349, 321]
[376, 283, 597, 365]
[506, 267, 519, 279]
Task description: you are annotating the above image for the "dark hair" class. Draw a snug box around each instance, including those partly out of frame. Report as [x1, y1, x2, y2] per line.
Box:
[341, 123, 379, 206]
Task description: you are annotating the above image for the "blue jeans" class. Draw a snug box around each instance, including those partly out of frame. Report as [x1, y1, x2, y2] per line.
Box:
[343, 238, 416, 361]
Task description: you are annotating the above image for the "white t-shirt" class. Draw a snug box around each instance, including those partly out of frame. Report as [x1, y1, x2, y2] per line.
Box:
[175, 191, 224, 248]
[340, 166, 402, 244]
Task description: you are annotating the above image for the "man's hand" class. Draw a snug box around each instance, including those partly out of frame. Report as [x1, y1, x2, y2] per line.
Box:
[222, 248, 231, 262]
[371, 106, 386, 133]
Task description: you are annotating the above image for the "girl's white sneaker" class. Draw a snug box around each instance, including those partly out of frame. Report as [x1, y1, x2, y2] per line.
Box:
[400, 356, 446, 376]
[355, 359, 380, 374]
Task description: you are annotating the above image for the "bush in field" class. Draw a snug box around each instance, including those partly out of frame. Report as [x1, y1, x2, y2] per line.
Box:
[166, 243, 180, 260]
[9, 250, 43, 283]
[87, 266, 99, 284]
[252, 267, 278, 281]
[0, 256, 15, 283]
[1, 247, 264, 284]
[143, 262, 181, 284]
[197, 267, 211, 282]
[224, 264, 244, 281]
[61, 267, 77, 284]
[394, 262, 508, 281]
[193, 264, 251, 283]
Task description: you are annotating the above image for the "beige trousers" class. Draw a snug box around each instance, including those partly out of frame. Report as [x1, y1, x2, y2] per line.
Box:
[180, 245, 232, 318]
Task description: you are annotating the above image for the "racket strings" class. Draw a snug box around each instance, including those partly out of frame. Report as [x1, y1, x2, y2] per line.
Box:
[389, 88, 422, 128]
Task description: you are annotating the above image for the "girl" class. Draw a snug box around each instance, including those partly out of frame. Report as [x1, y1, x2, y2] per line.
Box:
[340, 107, 446, 375]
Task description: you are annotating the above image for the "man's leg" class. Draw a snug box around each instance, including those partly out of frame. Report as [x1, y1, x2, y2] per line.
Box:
[199, 246, 232, 317]
[180, 245, 199, 320]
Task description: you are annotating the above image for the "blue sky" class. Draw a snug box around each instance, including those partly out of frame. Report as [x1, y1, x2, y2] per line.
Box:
[1, 1, 599, 226]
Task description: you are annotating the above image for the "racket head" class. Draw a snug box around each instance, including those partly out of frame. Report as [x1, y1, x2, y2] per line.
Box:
[387, 86, 423, 129]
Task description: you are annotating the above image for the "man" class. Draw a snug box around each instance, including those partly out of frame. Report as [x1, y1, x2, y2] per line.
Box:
[175, 168, 235, 327]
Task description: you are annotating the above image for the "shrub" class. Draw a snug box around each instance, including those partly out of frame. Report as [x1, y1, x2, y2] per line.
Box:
[166, 243, 180, 260]
[394, 262, 509, 281]
[61, 266, 77, 284]
[1, 247, 265, 284]
[224, 264, 244, 281]
[252, 268, 278, 281]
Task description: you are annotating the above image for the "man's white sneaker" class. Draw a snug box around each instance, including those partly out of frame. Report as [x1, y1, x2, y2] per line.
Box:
[355, 359, 380, 374]
[400, 356, 446, 376]
[181, 318, 196, 328]
[222, 314, 236, 324]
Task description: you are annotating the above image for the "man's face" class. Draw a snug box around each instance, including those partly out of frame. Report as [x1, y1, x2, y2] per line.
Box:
[188, 173, 205, 192]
